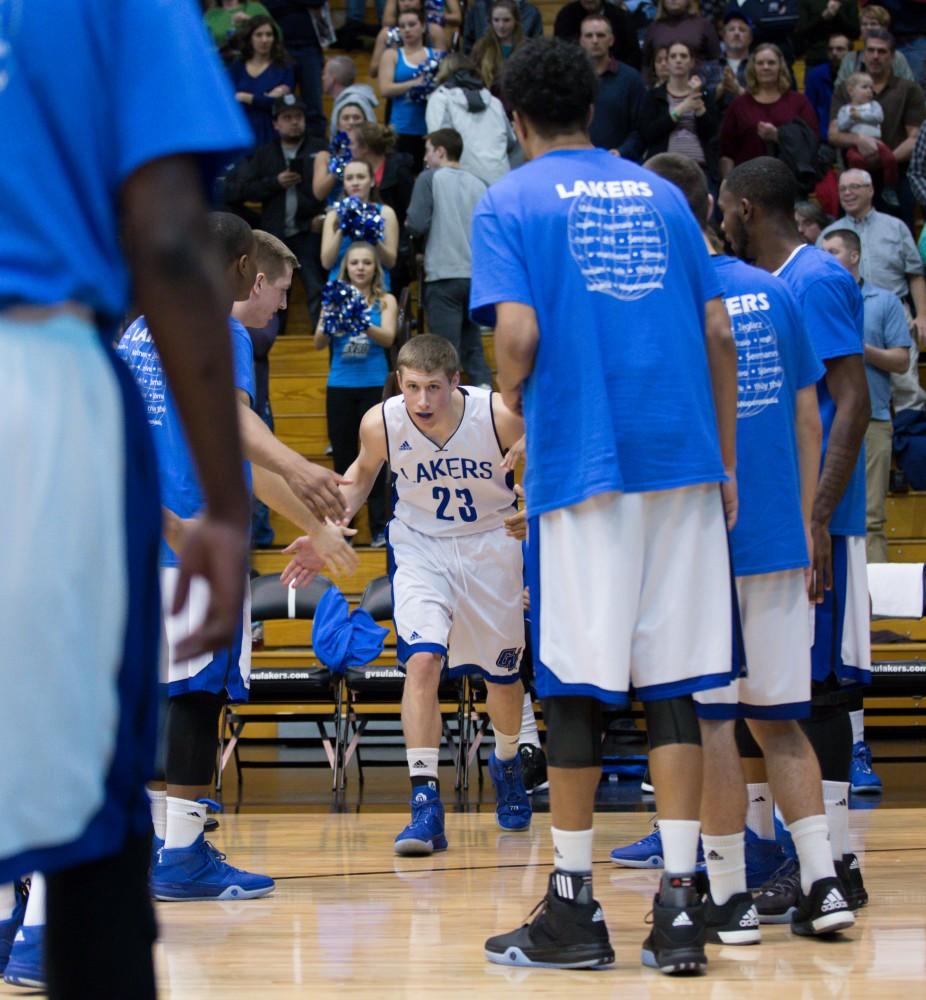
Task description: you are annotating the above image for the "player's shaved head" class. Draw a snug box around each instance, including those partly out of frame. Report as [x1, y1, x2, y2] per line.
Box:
[208, 211, 255, 267]
[724, 157, 798, 220]
[645, 153, 710, 228]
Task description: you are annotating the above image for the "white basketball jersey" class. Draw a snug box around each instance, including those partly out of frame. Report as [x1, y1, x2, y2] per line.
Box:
[384, 386, 516, 536]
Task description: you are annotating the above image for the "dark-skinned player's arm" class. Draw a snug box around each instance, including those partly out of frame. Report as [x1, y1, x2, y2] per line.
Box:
[339, 405, 389, 523]
[494, 301, 539, 416]
[122, 154, 249, 660]
[704, 296, 739, 530]
[795, 385, 823, 601]
[811, 354, 870, 590]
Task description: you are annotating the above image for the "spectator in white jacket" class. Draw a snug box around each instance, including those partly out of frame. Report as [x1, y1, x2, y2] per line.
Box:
[425, 54, 519, 185]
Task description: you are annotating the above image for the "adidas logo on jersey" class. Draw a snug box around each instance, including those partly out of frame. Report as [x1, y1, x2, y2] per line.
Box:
[672, 911, 693, 928]
[707, 850, 723, 861]
[739, 908, 759, 928]
[399, 440, 413, 452]
[821, 889, 848, 913]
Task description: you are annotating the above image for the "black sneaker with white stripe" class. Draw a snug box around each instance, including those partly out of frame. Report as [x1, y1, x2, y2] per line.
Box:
[754, 857, 801, 924]
[484, 872, 614, 969]
[791, 876, 855, 936]
[518, 744, 549, 795]
[641, 874, 707, 975]
[703, 891, 761, 945]
[835, 853, 868, 910]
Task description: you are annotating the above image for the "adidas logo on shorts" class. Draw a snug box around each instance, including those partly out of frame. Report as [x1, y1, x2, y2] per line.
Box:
[821, 889, 848, 913]
[740, 907, 759, 928]
[672, 911, 693, 927]
[399, 440, 413, 452]
[409, 631, 421, 641]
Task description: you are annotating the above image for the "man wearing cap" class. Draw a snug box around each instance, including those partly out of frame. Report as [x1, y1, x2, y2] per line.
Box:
[714, 11, 753, 111]
[225, 94, 328, 328]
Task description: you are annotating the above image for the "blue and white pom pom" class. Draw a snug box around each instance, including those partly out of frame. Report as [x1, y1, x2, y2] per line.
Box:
[336, 196, 385, 244]
[407, 53, 444, 103]
[425, 0, 446, 25]
[386, 25, 402, 47]
[328, 130, 353, 178]
[321, 281, 372, 338]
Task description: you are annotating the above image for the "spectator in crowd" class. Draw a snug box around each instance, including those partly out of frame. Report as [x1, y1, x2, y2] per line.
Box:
[835, 5, 914, 87]
[263, 0, 331, 138]
[641, 40, 720, 179]
[794, 0, 859, 69]
[795, 198, 831, 243]
[472, 0, 527, 96]
[722, 0, 799, 57]
[911, 125, 926, 207]
[206, 0, 273, 50]
[370, 0, 452, 75]
[228, 15, 295, 145]
[426, 54, 517, 184]
[651, 42, 670, 85]
[580, 14, 646, 159]
[324, 55, 380, 138]
[720, 43, 818, 176]
[224, 95, 328, 327]
[712, 10, 751, 112]
[829, 30, 925, 225]
[313, 101, 377, 206]
[321, 160, 400, 281]
[554, 0, 642, 69]
[463, 0, 543, 54]
[877, 0, 926, 89]
[644, 0, 721, 76]
[405, 129, 494, 387]
[337, 0, 386, 51]
[837, 71, 900, 199]
[378, 7, 443, 168]
[822, 228, 911, 562]
[820, 168, 926, 414]
[314, 243, 398, 547]
[804, 33, 851, 141]
[351, 121, 417, 227]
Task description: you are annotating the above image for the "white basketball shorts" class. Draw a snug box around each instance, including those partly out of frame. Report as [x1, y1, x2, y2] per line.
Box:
[527, 484, 735, 704]
[695, 569, 812, 719]
[387, 519, 525, 683]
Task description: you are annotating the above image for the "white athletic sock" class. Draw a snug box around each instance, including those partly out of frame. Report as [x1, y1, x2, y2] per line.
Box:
[23, 873, 45, 928]
[552, 826, 593, 874]
[745, 782, 775, 841]
[0, 883, 16, 922]
[659, 819, 701, 875]
[520, 694, 541, 750]
[822, 780, 850, 860]
[165, 797, 207, 850]
[849, 709, 865, 746]
[406, 747, 439, 780]
[493, 727, 519, 762]
[148, 787, 167, 841]
[702, 832, 746, 905]
[789, 814, 836, 893]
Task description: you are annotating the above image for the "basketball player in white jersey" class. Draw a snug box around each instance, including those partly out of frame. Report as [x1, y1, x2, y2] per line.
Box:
[341, 335, 530, 853]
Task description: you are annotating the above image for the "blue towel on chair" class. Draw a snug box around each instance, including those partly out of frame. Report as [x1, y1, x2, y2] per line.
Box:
[312, 585, 389, 674]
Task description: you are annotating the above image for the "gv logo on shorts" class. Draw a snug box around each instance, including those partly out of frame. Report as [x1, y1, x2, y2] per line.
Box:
[496, 648, 521, 671]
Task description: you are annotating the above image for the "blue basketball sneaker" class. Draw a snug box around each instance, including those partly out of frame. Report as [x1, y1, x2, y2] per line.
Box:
[488, 752, 532, 831]
[151, 835, 275, 901]
[850, 741, 882, 794]
[0, 882, 27, 975]
[394, 785, 448, 856]
[3, 924, 45, 989]
[744, 827, 789, 890]
[151, 834, 165, 873]
[610, 823, 705, 870]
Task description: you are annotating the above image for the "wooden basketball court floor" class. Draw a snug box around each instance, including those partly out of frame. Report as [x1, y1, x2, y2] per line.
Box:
[2, 764, 924, 998]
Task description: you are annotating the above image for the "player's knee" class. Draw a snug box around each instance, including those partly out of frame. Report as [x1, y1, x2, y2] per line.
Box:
[541, 696, 602, 768]
[736, 716, 764, 757]
[644, 696, 700, 750]
[697, 715, 736, 746]
[404, 653, 443, 693]
[747, 717, 805, 753]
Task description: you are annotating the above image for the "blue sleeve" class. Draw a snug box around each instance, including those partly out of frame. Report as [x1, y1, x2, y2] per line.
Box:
[787, 294, 826, 389]
[879, 292, 914, 349]
[469, 188, 533, 328]
[230, 321, 256, 405]
[802, 271, 863, 362]
[113, 0, 254, 184]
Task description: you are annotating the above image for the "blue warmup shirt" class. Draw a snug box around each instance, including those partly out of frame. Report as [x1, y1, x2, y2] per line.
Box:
[713, 256, 824, 576]
[0, 0, 252, 329]
[470, 147, 726, 517]
[327, 301, 390, 388]
[774, 245, 866, 537]
[117, 316, 256, 566]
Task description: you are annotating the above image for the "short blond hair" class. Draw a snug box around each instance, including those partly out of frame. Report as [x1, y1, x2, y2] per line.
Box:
[253, 230, 299, 281]
[397, 334, 460, 379]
